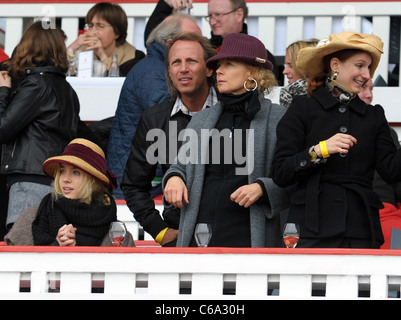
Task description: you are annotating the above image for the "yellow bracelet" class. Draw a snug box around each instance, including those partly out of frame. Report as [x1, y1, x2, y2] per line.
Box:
[319, 140, 330, 158]
[155, 227, 168, 244]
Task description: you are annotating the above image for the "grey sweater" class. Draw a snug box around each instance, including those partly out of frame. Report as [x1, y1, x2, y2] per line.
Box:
[163, 95, 289, 247]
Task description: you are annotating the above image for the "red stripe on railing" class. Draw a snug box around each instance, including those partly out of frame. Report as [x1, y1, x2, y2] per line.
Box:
[115, 194, 163, 206]
[1, 242, 401, 256]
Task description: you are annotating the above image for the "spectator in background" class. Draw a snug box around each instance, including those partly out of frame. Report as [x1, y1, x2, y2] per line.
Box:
[359, 79, 401, 249]
[358, 78, 374, 105]
[107, 13, 202, 199]
[0, 47, 8, 63]
[0, 22, 86, 230]
[163, 33, 288, 247]
[121, 32, 217, 246]
[280, 39, 318, 108]
[67, 2, 147, 155]
[68, 2, 145, 76]
[143, 0, 280, 83]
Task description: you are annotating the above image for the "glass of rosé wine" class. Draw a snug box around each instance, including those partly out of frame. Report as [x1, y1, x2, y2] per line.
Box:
[283, 223, 300, 248]
[109, 221, 127, 247]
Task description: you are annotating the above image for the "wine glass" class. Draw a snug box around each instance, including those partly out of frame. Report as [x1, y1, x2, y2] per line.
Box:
[283, 223, 300, 248]
[109, 221, 127, 247]
[194, 223, 212, 247]
[66, 48, 78, 76]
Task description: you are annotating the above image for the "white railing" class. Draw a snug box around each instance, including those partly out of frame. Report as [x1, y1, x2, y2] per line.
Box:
[0, 245, 401, 300]
[0, 0, 400, 85]
[67, 77, 401, 139]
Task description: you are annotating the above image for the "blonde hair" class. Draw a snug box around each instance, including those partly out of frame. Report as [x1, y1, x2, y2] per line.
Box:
[246, 65, 277, 93]
[52, 163, 110, 205]
[287, 39, 319, 79]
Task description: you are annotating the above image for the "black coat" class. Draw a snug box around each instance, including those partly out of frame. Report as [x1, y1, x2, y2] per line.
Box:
[121, 99, 190, 239]
[0, 65, 81, 177]
[32, 194, 117, 246]
[271, 86, 401, 246]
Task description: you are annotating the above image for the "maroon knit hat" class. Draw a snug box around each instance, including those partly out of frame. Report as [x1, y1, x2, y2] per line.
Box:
[206, 33, 273, 71]
[42, 138, 117, 190]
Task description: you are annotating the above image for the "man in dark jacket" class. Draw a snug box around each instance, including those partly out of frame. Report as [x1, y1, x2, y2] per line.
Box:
[107, 13, 202, 199]
[121, 33, 217, 246]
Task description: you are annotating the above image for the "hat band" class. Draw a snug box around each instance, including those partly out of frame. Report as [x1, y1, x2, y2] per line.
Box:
[62, 143, 107, 176]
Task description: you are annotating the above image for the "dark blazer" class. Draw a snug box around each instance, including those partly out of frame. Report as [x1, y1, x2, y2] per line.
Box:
[121, 99, 184, 239]
[271, 86, 401, 246]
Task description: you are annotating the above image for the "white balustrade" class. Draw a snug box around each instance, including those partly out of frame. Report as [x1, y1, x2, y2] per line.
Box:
[1, 1, 401, 302]
[0, 245, 401, 300]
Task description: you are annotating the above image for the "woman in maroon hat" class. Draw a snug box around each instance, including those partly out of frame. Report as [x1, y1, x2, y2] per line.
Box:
[32, 139, 118, 246]
[163, 33, 289, 247]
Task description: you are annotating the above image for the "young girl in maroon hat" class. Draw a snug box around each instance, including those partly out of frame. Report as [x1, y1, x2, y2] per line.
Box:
[32, 138, 118, 246]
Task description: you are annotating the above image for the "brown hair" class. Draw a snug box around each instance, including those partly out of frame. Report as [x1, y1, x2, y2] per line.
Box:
[165, 32, 217, 100]
[307, 48, 367, 96]
[86, 2, 128, 46]
[7, 21, 69, 77]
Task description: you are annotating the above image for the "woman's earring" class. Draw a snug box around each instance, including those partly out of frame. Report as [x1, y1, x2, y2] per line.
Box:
[333, 71, 338, 81]
[244, 78, 258, 92]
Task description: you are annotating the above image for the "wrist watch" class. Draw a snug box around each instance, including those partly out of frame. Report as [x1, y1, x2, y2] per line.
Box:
[309, 145, 320, 163]
[308, 146, 327, 164]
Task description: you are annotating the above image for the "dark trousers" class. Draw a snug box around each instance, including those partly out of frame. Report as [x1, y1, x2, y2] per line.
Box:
[298, 237, 380, 249]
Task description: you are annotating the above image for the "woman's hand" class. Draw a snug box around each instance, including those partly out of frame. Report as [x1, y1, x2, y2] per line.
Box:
[314, 133, 357, 157]
[68, 31, 108, 62]
[56, 224, 77, 246]
[230, 183, 263, 208]
[0, 71, 11, 88]
[164, 176, 189, 209]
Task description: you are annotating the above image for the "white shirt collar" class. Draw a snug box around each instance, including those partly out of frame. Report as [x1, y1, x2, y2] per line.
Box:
[170, 87, 218, 117]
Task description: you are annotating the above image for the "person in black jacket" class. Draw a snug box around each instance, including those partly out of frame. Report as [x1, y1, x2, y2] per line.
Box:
[271, 32, 401, 249]
[32, 138, 117, 246]
[121, 33, 217, 246]
[0, 21, 87, 230]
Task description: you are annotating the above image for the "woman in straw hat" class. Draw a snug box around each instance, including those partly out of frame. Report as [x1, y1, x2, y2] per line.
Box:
[163, 33, 289, 247]
[271, 31, 401, 248]
[32, 139, 118, 246]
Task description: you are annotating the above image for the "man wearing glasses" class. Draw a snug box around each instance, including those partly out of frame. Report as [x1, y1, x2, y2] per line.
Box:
[143, 0, 278, 79]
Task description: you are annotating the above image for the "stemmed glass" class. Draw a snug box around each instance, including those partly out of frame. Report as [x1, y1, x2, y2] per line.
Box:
[66, 48, 78, 76]
[109, 221, 127, 247]
[194, 223, 212, 247]
[283, 223, 300, 248]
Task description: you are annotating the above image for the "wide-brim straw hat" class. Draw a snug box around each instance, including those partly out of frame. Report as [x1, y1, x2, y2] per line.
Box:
[42, 138, 117, 189]
[206, 33, 273, 71]
[296, 31, 383, 78]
